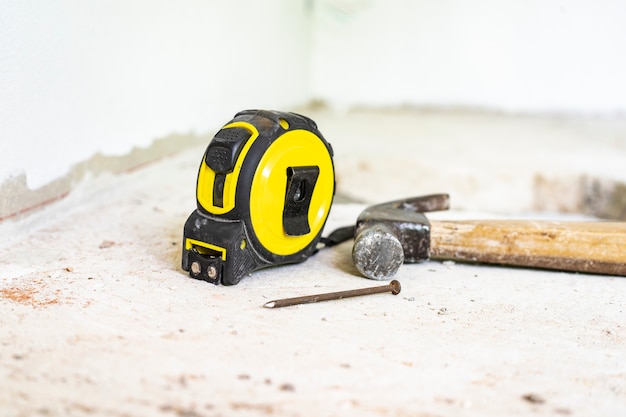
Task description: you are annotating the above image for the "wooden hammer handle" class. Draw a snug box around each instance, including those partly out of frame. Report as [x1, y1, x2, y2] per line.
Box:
[430, 220, 626, 276]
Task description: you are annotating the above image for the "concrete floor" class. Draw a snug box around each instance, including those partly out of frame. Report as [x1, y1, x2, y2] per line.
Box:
[1, 109, 626, 416]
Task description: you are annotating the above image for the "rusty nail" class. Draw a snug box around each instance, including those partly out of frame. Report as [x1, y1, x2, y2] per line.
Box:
[263, 280, 401, 309]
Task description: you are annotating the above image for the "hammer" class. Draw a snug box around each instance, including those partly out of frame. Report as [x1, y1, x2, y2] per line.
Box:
[350, 194, 626, 279]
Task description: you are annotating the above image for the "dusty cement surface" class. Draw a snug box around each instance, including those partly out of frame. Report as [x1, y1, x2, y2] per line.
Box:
[318, 108, 626, 219]
[5, 107, 626, 223]
[0, 132, 210, 222]
[1, 142, 625, 417]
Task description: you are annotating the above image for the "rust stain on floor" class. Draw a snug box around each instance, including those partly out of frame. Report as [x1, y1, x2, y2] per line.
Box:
[0, 282, 61, 308]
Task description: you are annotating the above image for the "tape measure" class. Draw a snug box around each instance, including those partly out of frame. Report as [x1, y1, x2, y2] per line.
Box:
[181, 110, 335, 285]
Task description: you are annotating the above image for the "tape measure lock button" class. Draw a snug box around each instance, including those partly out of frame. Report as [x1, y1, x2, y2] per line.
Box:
[182, 110, 335, 285]
[205, 127, 252, 173]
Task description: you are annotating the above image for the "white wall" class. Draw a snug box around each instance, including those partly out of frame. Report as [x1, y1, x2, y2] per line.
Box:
[3, 0, 626, 192]
[310, 0, 626, 113]
[0, 0, 312, 189]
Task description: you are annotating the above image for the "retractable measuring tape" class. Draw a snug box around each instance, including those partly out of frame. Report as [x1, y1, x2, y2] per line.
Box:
[182, 110, 335, 285]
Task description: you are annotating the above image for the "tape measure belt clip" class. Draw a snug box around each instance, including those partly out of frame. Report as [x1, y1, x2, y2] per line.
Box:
[283, 165, 320, 236]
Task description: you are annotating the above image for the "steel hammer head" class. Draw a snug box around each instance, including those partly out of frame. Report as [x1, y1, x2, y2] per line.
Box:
[352, 194, 450, 280]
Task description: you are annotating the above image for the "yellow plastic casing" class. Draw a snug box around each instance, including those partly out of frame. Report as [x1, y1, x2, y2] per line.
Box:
[196, 122, 259, 215]
[249, 129, 334, 256]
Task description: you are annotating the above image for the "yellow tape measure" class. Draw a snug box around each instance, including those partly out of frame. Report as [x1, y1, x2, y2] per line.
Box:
[182, 110, 335, 285]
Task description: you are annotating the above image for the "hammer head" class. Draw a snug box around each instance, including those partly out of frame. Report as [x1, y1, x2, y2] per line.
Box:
[352, 194, 449, 280]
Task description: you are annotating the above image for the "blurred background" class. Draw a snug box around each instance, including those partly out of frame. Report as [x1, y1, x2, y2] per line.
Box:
[3, 3, 626, 414]
[2, 0, 626, 218]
